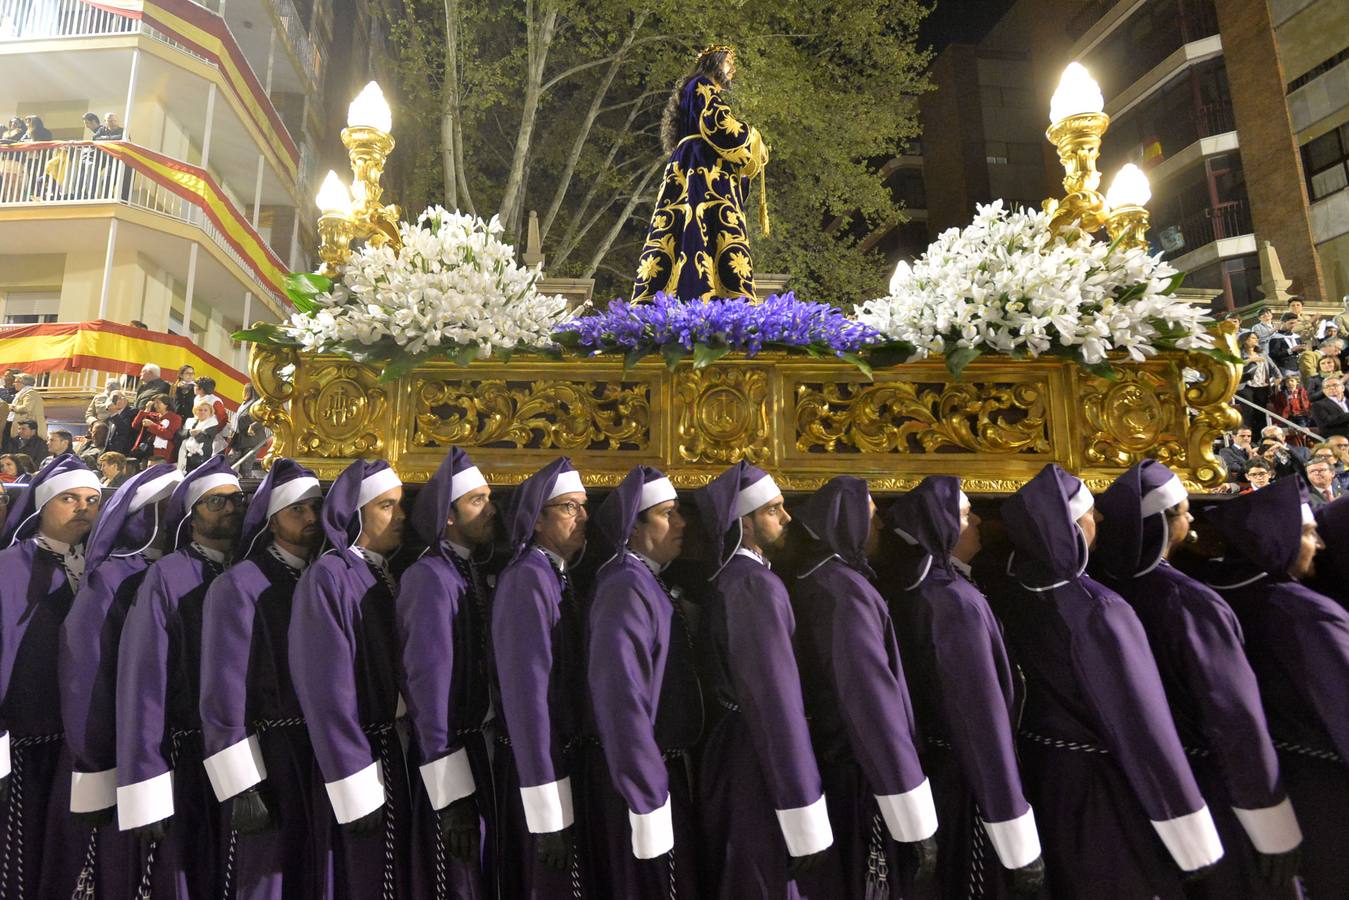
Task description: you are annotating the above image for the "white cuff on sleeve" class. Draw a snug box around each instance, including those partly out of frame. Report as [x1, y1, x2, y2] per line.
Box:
[1151, 805, 1224, 871]
[1233, 798, 1302, 855]
[325, 761, 385, 824]
[876, 777, 938, 842]
[117, 771, 175, 830]
[71, 768, 118, 813]
[629, 795, 673, 859]
[419, 747, 476, 811]
[203, 735, 268, 802]
[776, 793, 834, 857]
[981, 805, 1042, 870]
[0, 732, 9, 780]
[520, 777, 574, 834]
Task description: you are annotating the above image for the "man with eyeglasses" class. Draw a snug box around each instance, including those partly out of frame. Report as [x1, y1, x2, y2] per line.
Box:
[116, 455, 245, 898]
[199, 460, 324, 899]
[491, 457, 597, 897]
[0, 454, 104, 895]
[1326, 436, 1349, 491]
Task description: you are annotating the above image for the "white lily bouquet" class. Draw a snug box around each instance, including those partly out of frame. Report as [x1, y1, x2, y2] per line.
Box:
[237, 206, 570, 379]
[855, 201, 1218, 376]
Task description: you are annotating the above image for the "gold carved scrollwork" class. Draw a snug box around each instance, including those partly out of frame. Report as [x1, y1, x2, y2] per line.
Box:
[675, 366, 771, 465]
[1079, 366, 1185, 469]
[411, 378, 649, 451]
[794, 380, 1051, 455]
[297, 361, 388, 457]
[1183, 321, 1242, 488]
[247, 342, 297, 470]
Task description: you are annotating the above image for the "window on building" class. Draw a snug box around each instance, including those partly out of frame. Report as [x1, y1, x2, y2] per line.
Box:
[1, 291, 60, 324]
[1185, 254, 1262, 310]
[1303, 123, 1349, 202]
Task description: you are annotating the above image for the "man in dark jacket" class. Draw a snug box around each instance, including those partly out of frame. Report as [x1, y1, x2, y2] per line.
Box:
[104, 391, 137, 454]
[1311, 375, 1349, 437]
[132, 364, 171, 409]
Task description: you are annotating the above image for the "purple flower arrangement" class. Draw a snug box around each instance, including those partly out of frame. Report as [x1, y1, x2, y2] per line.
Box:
[553, 292, 888, 371]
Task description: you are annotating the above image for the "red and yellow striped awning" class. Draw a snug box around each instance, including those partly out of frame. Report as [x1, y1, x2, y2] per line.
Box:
[0, 320, 247, 406]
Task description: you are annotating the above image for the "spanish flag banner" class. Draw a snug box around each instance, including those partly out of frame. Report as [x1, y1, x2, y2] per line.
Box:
[75, 0, 300, 179]
[0, 320, 247, 406]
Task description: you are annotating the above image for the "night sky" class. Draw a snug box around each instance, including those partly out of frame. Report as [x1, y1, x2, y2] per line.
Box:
[921, 0, 1019, 51]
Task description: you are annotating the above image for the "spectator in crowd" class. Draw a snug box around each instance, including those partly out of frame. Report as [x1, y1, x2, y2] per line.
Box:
[1333, 296, 1349, 338]
[1271, 373, 1312, 433]
[1237, 331, 1280, 431]
[227, 383, 267, 468]
[1308, 355, 1342, 401]
[0, 453, 24, 483]
[133, 363, 171, 409]
[1268, 314, 1306, 374]
[178, 399, 220, 472]
[43, 429, 73, 466]
[1318, 323, 1342, 349]
[6, 419, 46, 460]
[21, 115, 52, 141]
[194, 376, 227, 424]
[131, 393, 181, 462]
[1242, 459, 1273, 491]
[0, 120, 25, 199]
[1306, 459, 1340, 509]
[97, 113, 123, 140]
[75, 113, 103, 197]
[96, 450, 129, 487]
[1261, 425, 1310, 462]
[84, 377, 120, 429]
[1311, 375, 1349, 438]
[1327, 435, 1349, 491]
[0, 369, 17, 403]
[76, 421, 107, 468]
[9, 372, 46, 437]
[0, 116, 26, 143]
[1251, 307, 1277, 353]
[171, 364, 196, 418]
[1219, 427, 1257, 481]
[1308, 444, 1348, 495]
[105, 391, 137, 454]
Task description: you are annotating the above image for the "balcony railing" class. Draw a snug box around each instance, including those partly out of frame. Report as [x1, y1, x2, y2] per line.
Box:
[0, 141, 287, 306]
[1158, 198, 1253, 259]
[0, 0, 136, 37]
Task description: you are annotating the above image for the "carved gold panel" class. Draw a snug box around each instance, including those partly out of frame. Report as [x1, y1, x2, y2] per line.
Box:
[673, 365, 772, 466]
[294, 360, 389, 458]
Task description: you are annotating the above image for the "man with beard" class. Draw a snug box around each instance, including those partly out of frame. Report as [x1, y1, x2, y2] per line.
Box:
[116, 454, 244, 898]
[791, 476, 939, 899]
[199, 460, 324, 899]
[398, 447, 496, 897]
[61, 463, 181, 896]
[491, 457, 594, 898]
[290, 459, 415, 898]
[694, 461, 837, 897]
[1193, 479, 1349, 897]
[587, 465, 704, 898]
[0, 454, 103, 896]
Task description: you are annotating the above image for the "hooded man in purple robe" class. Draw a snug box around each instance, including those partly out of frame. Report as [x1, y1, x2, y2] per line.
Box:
[790, 476, 939, 899]
[60, 462, 181, 897]
[884, 476, 1044, 899]
[398, 446, 496, 898]
[289, 458, 414, 899]
[1195, 477, 1349, 896]
[200, 459, 326, 899]
[0, 453, 103, 897]
[693, 461, 837, 898]
[587, 465, 704, 898]
[490, 456, 595, 899]
[998, 463, 1223, 898]
[1096, 461, 1302, 898]
[116, 454, 245, 899]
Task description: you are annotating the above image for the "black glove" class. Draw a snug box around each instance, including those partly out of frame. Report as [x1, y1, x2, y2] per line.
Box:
[904, 836, 938, 891]
[536, 826, 574, 872]
[134, 817, 169, 850]
[1008, 855, 1045, 897]
[1254, 846, 1301, 886]
[231, 785, 277, 836]
[342, 805, 384, 836]
[71, 806, 116, 831]
[1180, 861, 1218, 883]
[786, 848, 831, 879]
[438, 795, 480, 862]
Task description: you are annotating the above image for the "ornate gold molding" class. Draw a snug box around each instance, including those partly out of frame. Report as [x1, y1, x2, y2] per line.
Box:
[674, 365, 772, 466]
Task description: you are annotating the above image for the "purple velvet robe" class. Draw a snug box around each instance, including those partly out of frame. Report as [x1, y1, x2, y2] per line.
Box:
[701, 553, 837, 899]
[587, 553, 703, 899]
[0, 540, 87, 898]
[397, 549, 492, 900]
[490, 548, 592, 899]
[200, 551, 331, 900]
[289, 550, 414, 900]
[60, 552, 154, 898]
[115, 544, 226, 899]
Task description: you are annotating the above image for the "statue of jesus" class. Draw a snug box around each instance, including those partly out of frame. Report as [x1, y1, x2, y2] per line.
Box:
[632, 45, 769, 302]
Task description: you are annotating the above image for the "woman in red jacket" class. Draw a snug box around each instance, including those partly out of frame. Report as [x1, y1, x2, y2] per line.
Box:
[130, 393, 182, 462]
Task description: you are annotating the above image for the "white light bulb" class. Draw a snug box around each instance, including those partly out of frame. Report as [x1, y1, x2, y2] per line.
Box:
[316, 170, 352, 215]
[1106, 163, 1151, 209]
[347, 81, 392, 132]
[889, 259, 912, 295]
[1049, 62, 1104, 123]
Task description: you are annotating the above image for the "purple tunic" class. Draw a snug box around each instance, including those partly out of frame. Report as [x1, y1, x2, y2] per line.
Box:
[999, 465, 1221, 899]
[289, 550, 414, 900]
[397, 549, 491, 900]
[490, 547, 592, 899]
[200, 550, 331, 900]
[0, 540, 87, 898]
[701, 554, 838, 898]
[115, 544, 226, 899]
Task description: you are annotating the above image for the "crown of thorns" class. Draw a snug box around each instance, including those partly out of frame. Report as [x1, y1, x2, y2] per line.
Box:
[698, 44, 735, 62]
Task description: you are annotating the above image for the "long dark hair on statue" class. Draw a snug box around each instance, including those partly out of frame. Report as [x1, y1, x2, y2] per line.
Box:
[660, 49, 733, 154]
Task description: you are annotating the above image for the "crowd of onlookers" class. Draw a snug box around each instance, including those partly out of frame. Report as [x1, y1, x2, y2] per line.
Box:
[0, 363, 269, 489]
[0, 111, 124, 202]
